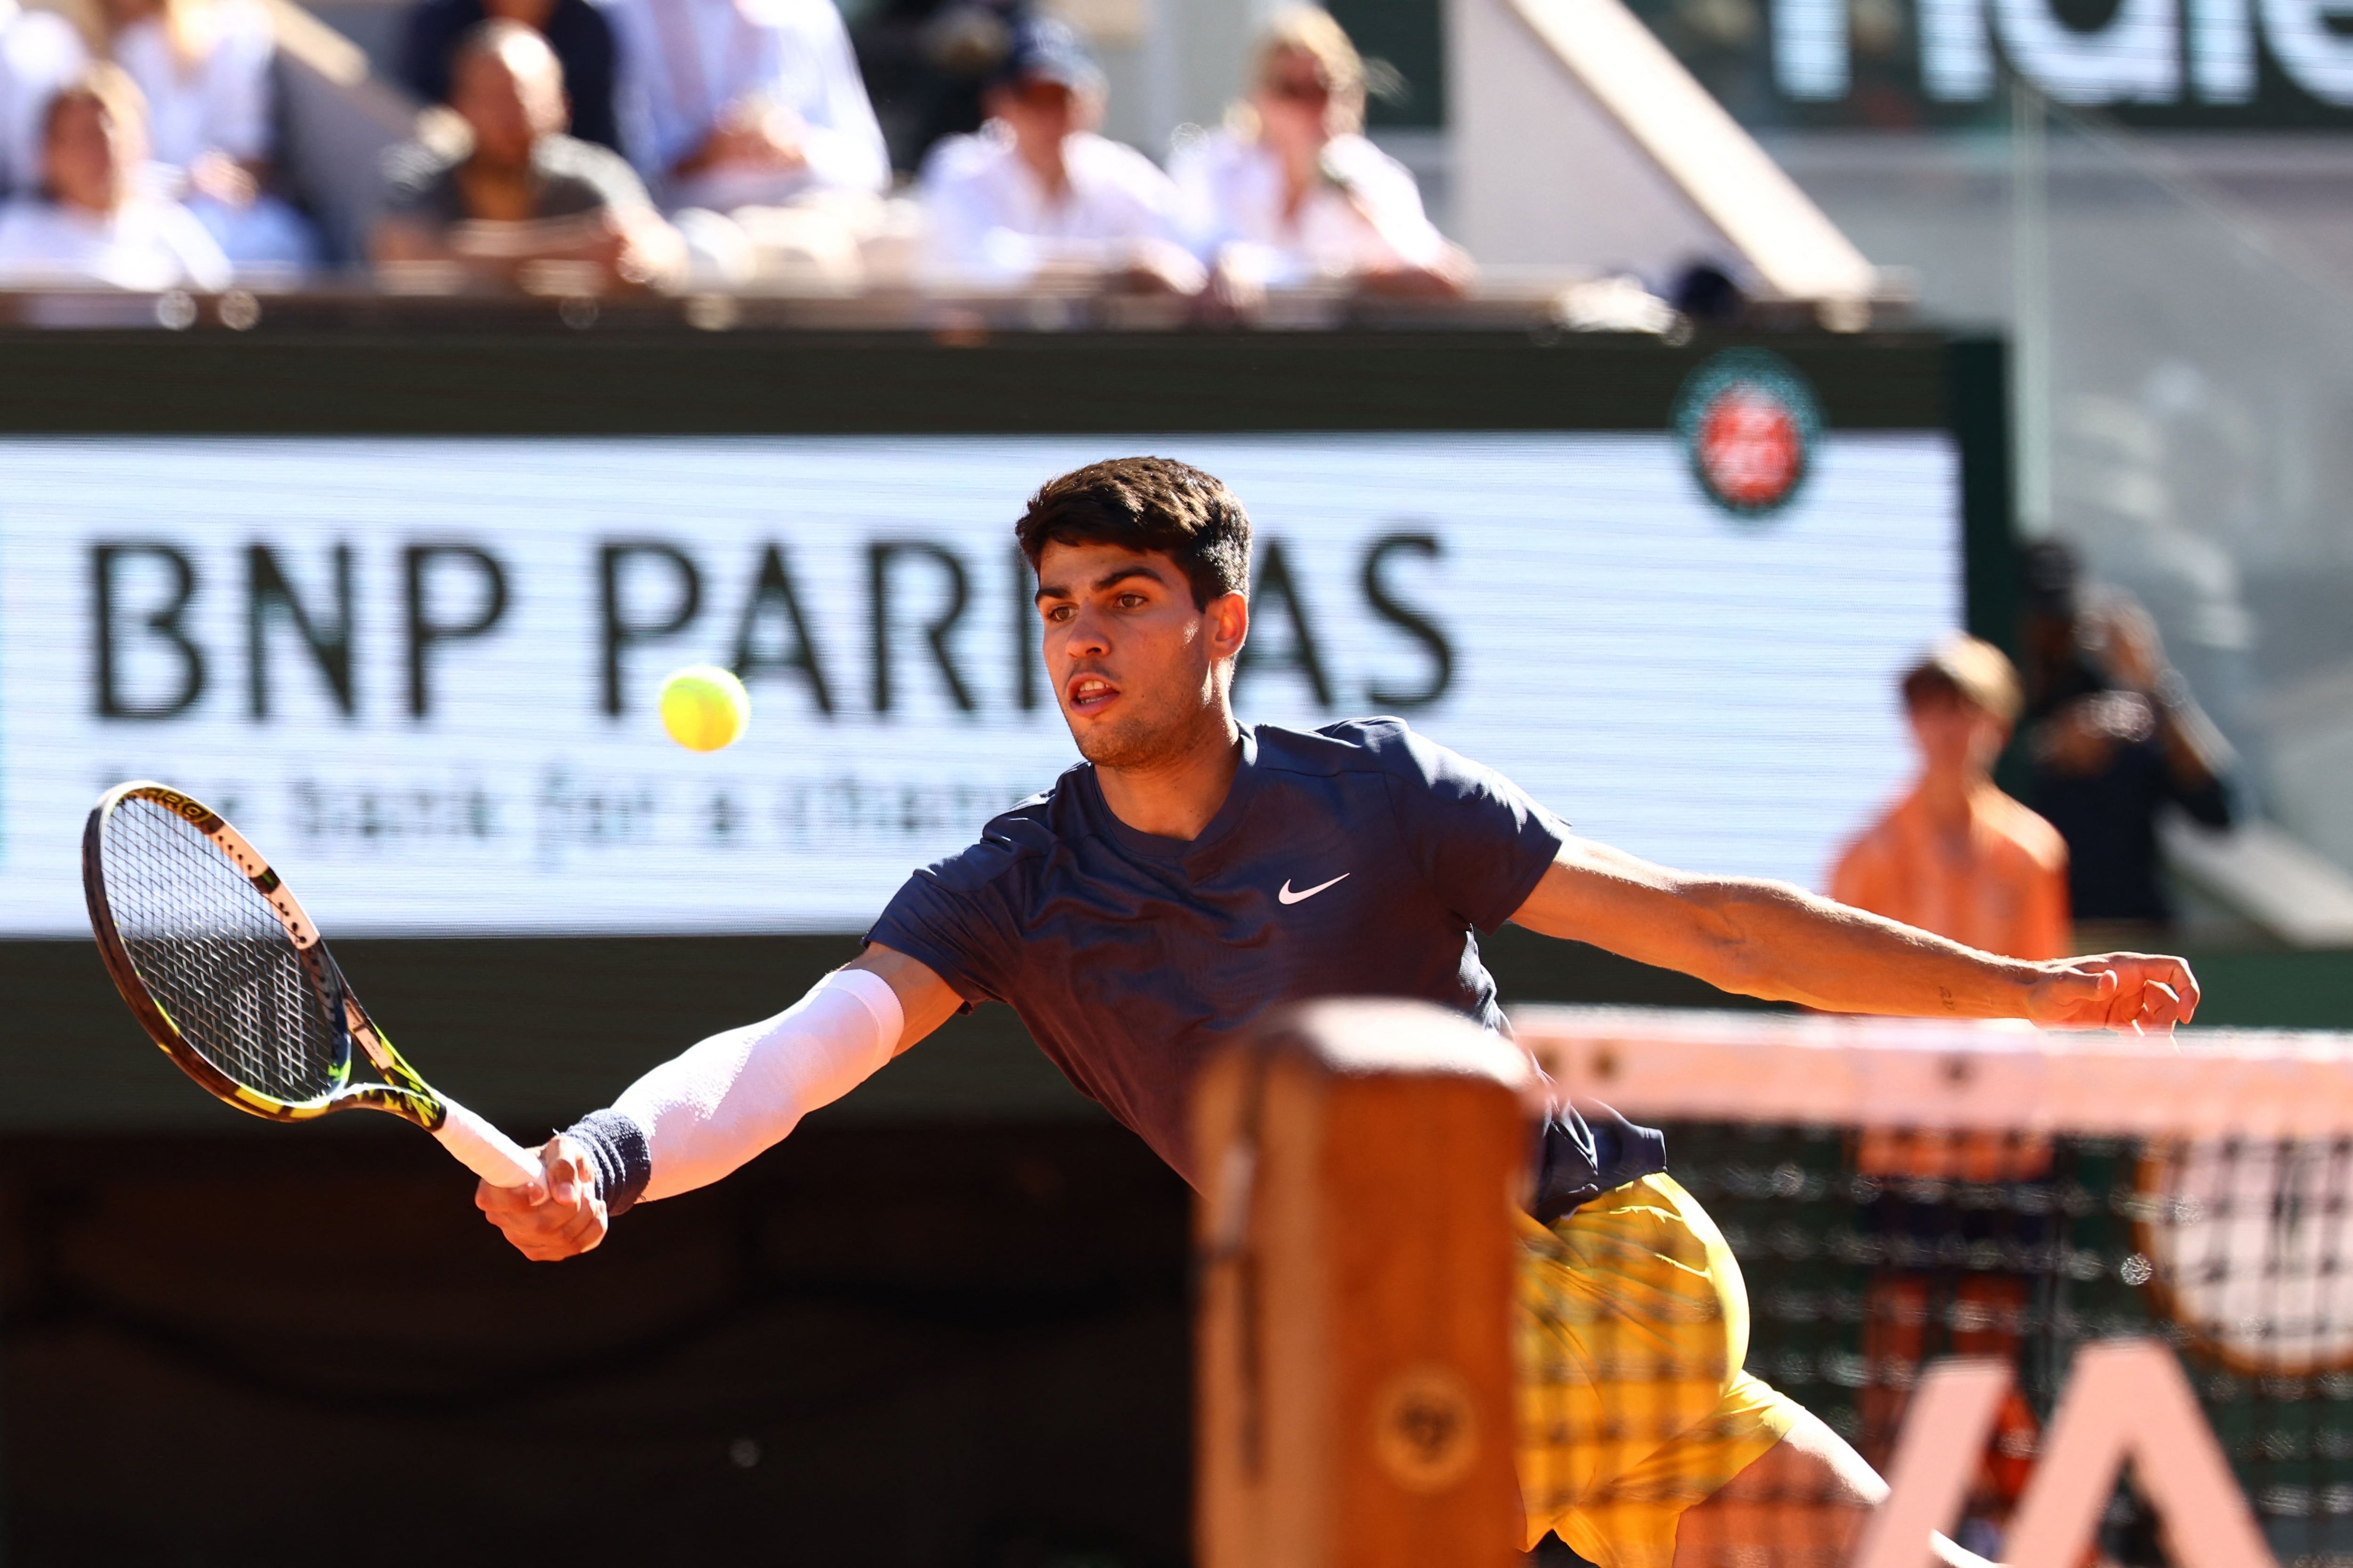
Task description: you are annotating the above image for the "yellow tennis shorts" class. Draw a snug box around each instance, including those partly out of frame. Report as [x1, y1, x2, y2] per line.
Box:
[1515, 1172, 1808, 1568]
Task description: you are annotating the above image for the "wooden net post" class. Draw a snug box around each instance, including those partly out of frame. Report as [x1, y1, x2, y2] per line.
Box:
[1193, 999, 1532, 1568]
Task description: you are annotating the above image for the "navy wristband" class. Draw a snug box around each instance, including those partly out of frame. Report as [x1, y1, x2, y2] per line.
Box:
[562, 1109, 652, 1215]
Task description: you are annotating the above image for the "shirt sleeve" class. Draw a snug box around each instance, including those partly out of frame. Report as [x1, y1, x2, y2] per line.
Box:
[1321, 135, 1447, 271]
[1367, 720, 1570, 933]
[2159, 745, 2233, 829]
[1100, 142, 1185, 247]
[1170, 132, 1261, 264]
[377, 141, 451, 222]
[204, 1, 277, 163]
[863, 839, 1025, 1008]
[569, 140, 659, 212]
[776, 0, 889, 193]
[163, 202, 233, 291]
[604, 0, 681, 179]
[919, 138, 1026, 286]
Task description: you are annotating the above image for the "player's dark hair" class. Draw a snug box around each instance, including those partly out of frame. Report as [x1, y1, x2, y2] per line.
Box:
[1016, 457, 1252, 609]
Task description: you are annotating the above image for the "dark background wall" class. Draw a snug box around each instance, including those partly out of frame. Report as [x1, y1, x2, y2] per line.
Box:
[0, 1120, 1191, 1568]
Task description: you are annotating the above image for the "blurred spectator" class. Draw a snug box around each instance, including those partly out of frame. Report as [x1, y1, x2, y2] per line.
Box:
[608, 0, 888, 212]
[2019, 540, 2233, 938]
[1830, 632, 2066, 1552]
[0, 64, 228, 288]
[919, 16, 1200, 294]
[1831, 633, 2069, 962]
[0, 0, 86, 195]
[95, 0, 312, 272]
[373, 21, 681, 290]
[399, 0, 620, 153]
[1170, 6, 1468, 299]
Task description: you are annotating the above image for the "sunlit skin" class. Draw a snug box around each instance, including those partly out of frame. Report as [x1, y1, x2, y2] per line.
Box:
[1906, 685, 2009, 851]
[1032, 539, 1247, 820]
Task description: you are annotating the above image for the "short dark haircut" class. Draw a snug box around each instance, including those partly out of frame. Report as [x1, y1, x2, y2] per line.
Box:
[1016, 457, 1252, 609]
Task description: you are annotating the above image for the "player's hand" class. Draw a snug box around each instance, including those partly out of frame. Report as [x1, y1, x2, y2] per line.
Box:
[2023, 953, 2200, 1035]
[476, 1134, 609, 1261]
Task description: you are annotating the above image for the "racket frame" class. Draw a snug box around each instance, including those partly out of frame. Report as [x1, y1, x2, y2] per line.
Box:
[82, 781, 450, 1131]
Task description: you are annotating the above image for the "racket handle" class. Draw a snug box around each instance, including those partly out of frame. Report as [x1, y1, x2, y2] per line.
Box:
[433, 1096, 546, 1189]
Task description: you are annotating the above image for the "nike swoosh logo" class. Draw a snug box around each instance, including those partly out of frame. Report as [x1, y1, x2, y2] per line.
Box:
[1278, 873, 1350, 905]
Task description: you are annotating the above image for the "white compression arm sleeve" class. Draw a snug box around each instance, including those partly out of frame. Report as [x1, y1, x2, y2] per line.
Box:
[601, 968, 904, 1204]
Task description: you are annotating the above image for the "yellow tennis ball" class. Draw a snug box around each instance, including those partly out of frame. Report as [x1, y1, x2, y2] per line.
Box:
[658, 665, 751, 752]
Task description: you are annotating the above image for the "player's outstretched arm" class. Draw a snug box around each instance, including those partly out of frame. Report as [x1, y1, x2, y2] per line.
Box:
[476, 944, 964, 1261]
[1509, 835, 2198, 1033]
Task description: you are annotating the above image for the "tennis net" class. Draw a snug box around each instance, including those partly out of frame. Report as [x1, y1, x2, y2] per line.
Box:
[1512, 1005, 2353, 1568]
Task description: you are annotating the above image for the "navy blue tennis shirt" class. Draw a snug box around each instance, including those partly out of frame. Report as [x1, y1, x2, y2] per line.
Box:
[867, 718, 1665, 1214]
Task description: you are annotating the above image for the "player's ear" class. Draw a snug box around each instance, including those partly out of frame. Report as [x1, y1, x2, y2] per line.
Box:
[1206, 590, 1248, 661]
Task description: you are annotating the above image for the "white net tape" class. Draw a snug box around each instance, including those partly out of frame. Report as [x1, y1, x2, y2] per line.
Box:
[1521, 1007, 2353, 1140]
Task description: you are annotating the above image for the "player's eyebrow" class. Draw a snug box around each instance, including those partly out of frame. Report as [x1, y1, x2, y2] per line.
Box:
[1033, 563, 1170, 606]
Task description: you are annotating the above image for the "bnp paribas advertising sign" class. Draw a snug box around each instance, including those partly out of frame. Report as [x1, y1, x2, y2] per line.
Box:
[0, 428, 1958, 936]
[1641, 0, 2353, 126]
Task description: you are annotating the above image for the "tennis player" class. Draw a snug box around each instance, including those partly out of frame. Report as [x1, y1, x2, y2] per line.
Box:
[481, 458, 2197, 1568]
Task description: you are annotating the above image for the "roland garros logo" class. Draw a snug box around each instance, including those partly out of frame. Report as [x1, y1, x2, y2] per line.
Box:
[1672, 349, 1821, 520]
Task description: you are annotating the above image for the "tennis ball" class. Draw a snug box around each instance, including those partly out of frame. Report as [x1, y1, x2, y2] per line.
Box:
[658, 665, 751, 752]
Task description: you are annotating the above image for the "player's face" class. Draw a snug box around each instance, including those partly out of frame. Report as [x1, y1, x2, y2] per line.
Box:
[1034, 541, 1248, 768]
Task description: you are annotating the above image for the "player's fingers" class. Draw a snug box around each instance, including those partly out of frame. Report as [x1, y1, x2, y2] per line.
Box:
[478, 1199, 547, 1245]
[490, 1207, 583, 1261]
[2169, 959, 2202, 1024]
[478, 1175, 541, 1215]
[540, 1136, 590, 1207]
[2104, 965, 2146, 1032]
[2041, 964, 2116, 1028]
[533, 1200, 605, 1259]
[2135, 981, 2184, 1034]
[562, 1211, 608, 1257]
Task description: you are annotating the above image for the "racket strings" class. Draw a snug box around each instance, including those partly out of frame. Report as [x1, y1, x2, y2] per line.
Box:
[102, 796, 344, 1105]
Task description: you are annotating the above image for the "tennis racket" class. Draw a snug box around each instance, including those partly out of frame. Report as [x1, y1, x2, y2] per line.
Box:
[82, 780, 544, 1188]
